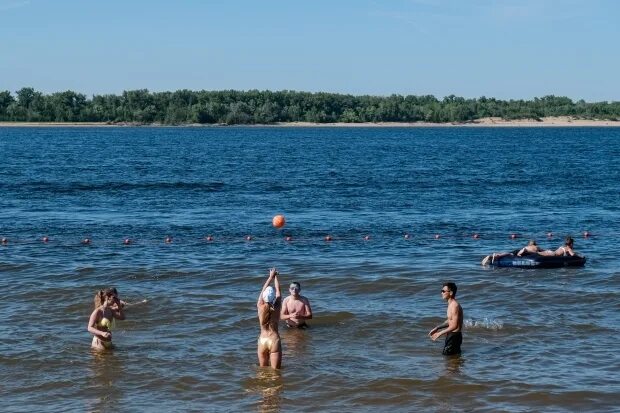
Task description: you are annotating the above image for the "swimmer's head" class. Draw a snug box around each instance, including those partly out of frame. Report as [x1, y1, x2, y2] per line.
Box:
[528, 240, 537, 246]
[94, 288, 117, 308]
[289, 282, 301, 296]
[262, 286, 276, 305]
[442, 282, 457, 298]
[565, 236, 574, 246]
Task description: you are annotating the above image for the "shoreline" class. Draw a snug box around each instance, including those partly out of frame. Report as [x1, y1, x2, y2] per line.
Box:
[1, 116, 620, 128]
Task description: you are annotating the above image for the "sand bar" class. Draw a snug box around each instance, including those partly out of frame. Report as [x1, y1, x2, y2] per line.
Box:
[1, 117, 619, 128]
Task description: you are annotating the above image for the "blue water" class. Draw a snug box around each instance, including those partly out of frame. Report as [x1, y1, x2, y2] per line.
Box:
[0, 126, 619, 412]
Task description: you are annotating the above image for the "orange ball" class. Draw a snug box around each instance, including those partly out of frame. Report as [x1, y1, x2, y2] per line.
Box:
[272, 214, 286, 228]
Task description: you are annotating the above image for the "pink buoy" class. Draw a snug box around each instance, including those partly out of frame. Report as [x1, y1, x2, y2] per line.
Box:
[547, 232, 553, 238]
[325, 235, 332, 241]
[205, 235, 213, 242]
[82, 238, 91, 245]
[285, 236, 292, 242]
[165, 236, 173, 243]
[435, 234, 440, 239]
[42, 236, 49, 243]
[124, 238, 132, 245]
[1, 237, 8, 245]
[583, 231, 591, 238]
[245, 235, 252, 241]
[510, 233, 517, 239]
[364, 235, 370, 241]
[472, 233, 480, 239]
[404, 233, 410, 239]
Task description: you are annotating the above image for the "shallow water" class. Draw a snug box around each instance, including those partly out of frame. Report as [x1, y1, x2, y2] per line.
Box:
[0, 126, 619, 412]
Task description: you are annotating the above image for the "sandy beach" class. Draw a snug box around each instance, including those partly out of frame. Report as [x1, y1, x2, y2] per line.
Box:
[1, 116, 619, 127]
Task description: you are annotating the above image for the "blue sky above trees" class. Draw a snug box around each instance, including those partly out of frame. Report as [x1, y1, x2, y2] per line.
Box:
[1, 0, 618, 101]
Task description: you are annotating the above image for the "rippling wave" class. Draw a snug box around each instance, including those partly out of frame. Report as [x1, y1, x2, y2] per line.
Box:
[0, 126, 619, 412]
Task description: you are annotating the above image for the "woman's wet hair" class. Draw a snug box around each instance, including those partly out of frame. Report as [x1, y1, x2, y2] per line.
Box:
[94, 288, 117, 308]
[528, 240, 537, 246]
[565, 236, 574, 246]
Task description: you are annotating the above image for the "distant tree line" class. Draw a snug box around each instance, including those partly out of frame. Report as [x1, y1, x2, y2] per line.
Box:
[1, 87, 619, 124]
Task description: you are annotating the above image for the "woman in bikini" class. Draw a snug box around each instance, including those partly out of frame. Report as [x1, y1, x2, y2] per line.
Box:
[257, 268, 282, 369]
[87, 288, 125, 350]
[539, 236, 576, 256]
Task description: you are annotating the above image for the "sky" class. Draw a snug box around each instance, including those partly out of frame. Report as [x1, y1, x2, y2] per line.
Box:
[0, 0, 618, 101]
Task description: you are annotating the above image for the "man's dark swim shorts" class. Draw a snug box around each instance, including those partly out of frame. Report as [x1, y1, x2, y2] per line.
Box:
[443, 332, 462, 355]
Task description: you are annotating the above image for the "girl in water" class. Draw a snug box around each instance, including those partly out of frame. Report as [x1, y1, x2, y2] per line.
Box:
[257, 268, 282, 369]
[87, 288, 125, 350]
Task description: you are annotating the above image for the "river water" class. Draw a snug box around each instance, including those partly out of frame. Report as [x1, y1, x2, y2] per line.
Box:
[0, 126, 618, 412]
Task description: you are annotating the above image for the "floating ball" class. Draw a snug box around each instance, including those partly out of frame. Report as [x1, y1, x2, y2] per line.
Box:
[205, 235, 213, 242]
[325, 235, 332, 241]
[510, 233, 517, 239]
[285, 236, 292, 242]
[124, 238, 132, 245]
[1, 237, 7, 244]
[272, 215, 286, 228]
[42, 236, 49, 243]
[583, 231, 591, 238]
[435, 234, 441, 239]
[404, 233, 410, 239]
[82, 238, 91, 245]
[473, 233, 480, 239]
[246, 235, 252, 241]
[165, 236, 173, 243]
[547, 232, 553, 238]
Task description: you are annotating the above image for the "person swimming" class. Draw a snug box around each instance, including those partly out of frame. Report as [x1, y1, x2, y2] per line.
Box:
[281, 281, 313, 328]
[257, 268, 282, 369]
[87, 288, 125, 350]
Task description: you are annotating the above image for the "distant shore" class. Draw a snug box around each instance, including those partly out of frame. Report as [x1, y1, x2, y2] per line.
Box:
[1, 116, 620, 128]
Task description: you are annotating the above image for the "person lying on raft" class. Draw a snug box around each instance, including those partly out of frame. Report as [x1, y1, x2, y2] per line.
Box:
[517, 240, 543, 256]
[538, 236, 577, 257]
[481, 240, 542, 265]
[257, 268, 282, 369]
[87, 288, 125, 350]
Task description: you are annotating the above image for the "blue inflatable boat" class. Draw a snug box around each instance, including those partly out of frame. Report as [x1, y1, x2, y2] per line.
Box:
[488, 251, 586, 268]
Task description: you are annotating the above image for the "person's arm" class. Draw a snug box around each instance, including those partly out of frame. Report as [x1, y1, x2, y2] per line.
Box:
[257, 268, 276, 307]
[296, 298, 313, 320]
[87, 308, 110, 340]
[280, 297, 291, 320]
[274, 273, 281, 300]
[428, 319, 449, 336]
[111, 297, 125, 320]
[517, 247, 526, 257]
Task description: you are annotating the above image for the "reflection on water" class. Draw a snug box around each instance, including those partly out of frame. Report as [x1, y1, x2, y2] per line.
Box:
[245, 368, 283, 413]
[443, 354, 465, 376]
[282, 327, 310, 358]
[86, 350, 124, 413]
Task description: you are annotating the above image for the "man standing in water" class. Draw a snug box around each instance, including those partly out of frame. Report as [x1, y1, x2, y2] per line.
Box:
[281, 282, 313, 328]
[429, 282, 463, 355]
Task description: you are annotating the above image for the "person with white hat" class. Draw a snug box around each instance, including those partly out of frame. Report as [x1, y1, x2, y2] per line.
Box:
[257, 267, 282, 369]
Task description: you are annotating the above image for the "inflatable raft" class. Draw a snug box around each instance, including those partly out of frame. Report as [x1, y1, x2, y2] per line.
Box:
[488, 251, 586, 268]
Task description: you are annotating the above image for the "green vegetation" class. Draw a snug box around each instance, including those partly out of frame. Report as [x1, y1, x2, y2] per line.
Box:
[1, 88, 619, 124]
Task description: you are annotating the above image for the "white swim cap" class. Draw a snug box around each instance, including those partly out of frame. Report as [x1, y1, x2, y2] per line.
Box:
[262, 286, 276, 304]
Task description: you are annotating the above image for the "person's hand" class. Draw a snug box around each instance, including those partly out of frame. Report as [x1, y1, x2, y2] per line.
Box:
[428, 327, 438, 337]
[101, 331, 112, 340]
[269, 267, 278, 278]
[431, 331, 442, 341]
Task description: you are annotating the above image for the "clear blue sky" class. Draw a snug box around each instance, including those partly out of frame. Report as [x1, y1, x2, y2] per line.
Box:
[1, 0, 618, 101]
